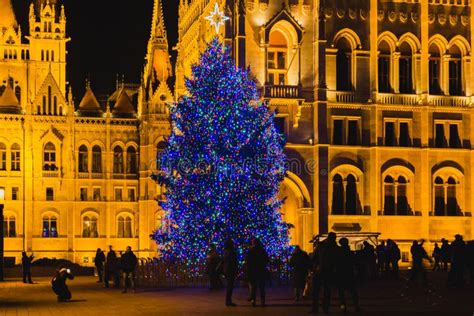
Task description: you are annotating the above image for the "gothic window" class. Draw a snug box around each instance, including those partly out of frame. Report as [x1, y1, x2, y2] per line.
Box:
[378, 40, 391, 92]
[331, 174, 344, 214]
[383, 174, 411, 215]
[42, 95, 46, 114]
[117, 215, 132, 238]
[113, 146, 124, 174]
[78, 145, 88, 173]
[383, 176, 395, 215]
[449, 45, 463, 96]
[92, 145, 102, 173]
[41, 50, 44, 61]
[43, 142, 57, 171]
[331, 173, 361, 215]
[46, 50, 49, 62]
[48, 86, 52, 115]
[3, 215, 16, 237]
[82, 215, 98, 238]
[397, 176, 409, 215]
[267, 30, 287, 85]
[51, 50, 54, 62]
[336, 37, 352, 91]
[345, 175, 357, 215]
[0, 143, 6, 171]
[15, 86, 21, 104]
[399, 42, 413, 94]
[429, 44, 442, 95]
[42, 215, 58, 238]
[53, 96, 57, 115]
[434, 176, 461, 216]
[11, 143, 20, 171]
[126, 146, 137, 174]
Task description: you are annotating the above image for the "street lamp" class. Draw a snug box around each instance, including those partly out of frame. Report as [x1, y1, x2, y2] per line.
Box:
[0, 187, 4, 281]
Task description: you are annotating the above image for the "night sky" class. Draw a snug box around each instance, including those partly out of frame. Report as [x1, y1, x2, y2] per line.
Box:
[11, 0, 179, 101]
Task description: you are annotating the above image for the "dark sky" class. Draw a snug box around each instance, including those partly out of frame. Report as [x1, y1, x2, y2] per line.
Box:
[11, 0, 179, 101]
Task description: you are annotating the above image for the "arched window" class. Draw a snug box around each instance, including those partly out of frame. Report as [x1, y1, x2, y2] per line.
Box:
[267, 30, 287, 85]
[41, 50, 44, 61]
[117, 215, 132, 238]
[92, 145, 102, 173]
[11, 143, 20, 171]
[126, 146, 137, 174]
[82, 215, 98, 238]
[378, 40, 391, 93]
[434, 176, 461, 216]
[42, 95, 46, 114]
[53, 96, 57, 115]
[345, 174, 358, 215]
[336, 37, 352, 91]
[399, 42, 413, 94]
[43, 142, 57, 171]
[397, 176, 408, 215]
[15, 85, 21, 104]
[429, 44, 442, 95]
[47, 86, 52, 115]
[449, 45, 463, 96]
[0, 143, 6, 171]
[3, 215, 16, 237]
[113, 146, 124, 174]
[78, 145, 88, 173]
[42, 214, 58, 237]
[331, 174, 344, 215]
[51, 50, 54, 62]
[383, 176, 395, 215]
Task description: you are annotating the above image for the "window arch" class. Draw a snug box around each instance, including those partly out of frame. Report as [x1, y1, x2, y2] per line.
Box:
[82, 214, 98, 238]
[92, 145, 102, 173]
[0, 143, 6, 171]
[267, 30, 288, 85]
[126, 146, 137, 174]
[331, 174, 344, 214]
[78, 145, 88, 173]
[11, 143, 20, 171]
[433, 171, 463, 216]
[429, 43, 442, 95]
[117, 213, 133, 238]
[3, 213, 16, 237]
[336, 37, 352, 91]
[378, 40, 392, 93]
[399, 42, 413, 94]
[42, 213, 58, 237]
[448, 44, 463, 96]
[43, 142, 57, 171]
[14, 85, 21, 104]
[382, 166, 414, 216]
[330, 169, 362, 215]
[113, 146, 124, 174]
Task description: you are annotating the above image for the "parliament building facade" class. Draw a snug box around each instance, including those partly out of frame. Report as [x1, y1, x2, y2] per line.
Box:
[1, 0, 474, 264]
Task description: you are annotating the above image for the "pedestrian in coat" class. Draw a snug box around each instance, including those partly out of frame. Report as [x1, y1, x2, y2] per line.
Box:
[449, 234, 466, 287]
[410, 240, 431, 284]
[51, 266, 74, 302]
[104, 245, 119, 288]
[246, 238, 269, 307]
[337, 238, 360, 313]
[121, 246, 138, 293]
[94, 248, 105, 283]
[206, 244, 222, 290]
[22, 252, 34, 284]
[289, 245, 310, 301]
[223, 239, 238, 306]
[432, 243, 441, 271]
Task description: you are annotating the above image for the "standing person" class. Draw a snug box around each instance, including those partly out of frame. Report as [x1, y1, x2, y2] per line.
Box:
[51, 265, 74, 302]
[206, 244, 222, 290]
[449, 234, 466, 287]
[337, 238, 360, 313]
[440, 238, 451, 271]
[104, 245, 118, 288]
[386, 239, 401, 278]
[21, 252, 34, 284]
[376, 241, 387, 276]
[432, 243, 441, 271]
[466, 241, 474, 282]
[311, 232, 339, 314]
[289, 245, 310, 301]
[121, 246, 138, 293]
[246, 238, 269, 307]
[362, 241, 376, 281]
[222, 239, 238, 307]
[410, 240, 431, 284]
[94, 248, 105, 283]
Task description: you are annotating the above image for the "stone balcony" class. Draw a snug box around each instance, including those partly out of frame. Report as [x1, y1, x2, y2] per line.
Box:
[263, 84, 301, 99]
[428, 95, 472, 107]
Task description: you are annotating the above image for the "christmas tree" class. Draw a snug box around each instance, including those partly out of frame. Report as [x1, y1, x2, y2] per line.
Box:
[154, 38, 289, 269]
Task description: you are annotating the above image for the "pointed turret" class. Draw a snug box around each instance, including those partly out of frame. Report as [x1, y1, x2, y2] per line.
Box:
[0, 0, 18, 30]
[77, 81, 103, 117]
[147, 0, 171, 83]
[0, 84, 21, 114]
[112, 88, 135, 118]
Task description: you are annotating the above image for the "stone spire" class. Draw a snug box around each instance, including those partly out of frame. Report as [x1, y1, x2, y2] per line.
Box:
[0, 0, 18, 30]
[151, 0, 167, 42]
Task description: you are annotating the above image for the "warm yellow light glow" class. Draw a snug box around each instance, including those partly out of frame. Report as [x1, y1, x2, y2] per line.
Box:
[0, 187, 5, 201]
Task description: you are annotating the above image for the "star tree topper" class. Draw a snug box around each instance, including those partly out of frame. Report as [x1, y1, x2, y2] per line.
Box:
[205, 3, 230, 34]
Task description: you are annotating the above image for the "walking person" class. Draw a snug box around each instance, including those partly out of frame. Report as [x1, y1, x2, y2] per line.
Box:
[21, 251, 34, 284]
[449, 234, 466, 287]
[337, 238, 360, 313]
[410, 240, 431, 284]
[121, 246, 138, 293]
[94, 248, 105, 283]
[440, 238, 451, 271]
[246, 238, 269, 307]
[206, 244, 222, 290]
[387, 239, 401, 278]
[432, 243, 441, 271]
[376, 241, 387, 276]
[51, 265, 74, 302]
[289, 245, 310, 301]
[104, 245, 119, 288]
[222, 239, 238, 307]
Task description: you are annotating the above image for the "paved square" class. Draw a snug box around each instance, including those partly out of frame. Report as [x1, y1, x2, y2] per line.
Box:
[0, 273, 474, 315]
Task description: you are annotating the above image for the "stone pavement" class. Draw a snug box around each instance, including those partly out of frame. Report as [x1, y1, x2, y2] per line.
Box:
[0, 272, 473, 315]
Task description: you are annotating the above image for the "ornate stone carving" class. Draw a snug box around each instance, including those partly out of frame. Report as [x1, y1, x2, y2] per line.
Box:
[388, 11, 397, 23]
[461, 15, 469, 26]
[336, 8, 345, 19]
[348, 8, 357, 20]
[438, 14, 447, 25]
[449, 15, 458, 26]
[411, 12, 419, 23]
[360, 9, 368, 21]
[324, 8, 333, 19]
[399, 11, 408, 24]
[428, 13, 435, 24]
[377, 10, 385, 21]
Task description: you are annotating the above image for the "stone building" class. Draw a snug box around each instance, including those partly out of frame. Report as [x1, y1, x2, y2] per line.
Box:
[175, 0, 474, 258]
[0, 0, 172, 264]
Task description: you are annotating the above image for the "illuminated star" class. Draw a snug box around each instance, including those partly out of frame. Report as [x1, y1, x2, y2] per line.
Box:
[205, 3, 230, 34]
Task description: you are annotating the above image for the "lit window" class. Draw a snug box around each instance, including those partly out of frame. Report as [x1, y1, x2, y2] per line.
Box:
[3, 215, 16, 237]
[126, 146, 137, 174]
[78, 145, 88, 173]
[92, 146, 102, 173]
[117, 216, 132, 238]
[11, 144, 20, 171]
[42, 215, 58, 238]
[82, 216, 98, 238]
[0, 143, 6, 171]
[113, 146, 124, 174]
[267, 30, 287, 85]
[43, 142, 57, 171]
[12, 187, 19, 200]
